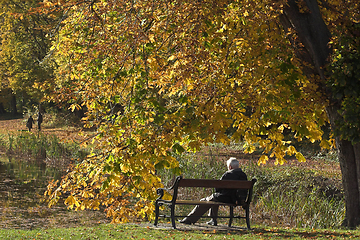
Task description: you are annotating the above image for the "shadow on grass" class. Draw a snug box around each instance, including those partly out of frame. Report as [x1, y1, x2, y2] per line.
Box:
[236, 227, 356, 239]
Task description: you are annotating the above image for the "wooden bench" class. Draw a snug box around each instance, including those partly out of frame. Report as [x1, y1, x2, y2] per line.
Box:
[154, 176, 257, 229]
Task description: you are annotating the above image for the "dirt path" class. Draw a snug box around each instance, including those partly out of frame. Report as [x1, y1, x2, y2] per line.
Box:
[0, 117, 86, 143]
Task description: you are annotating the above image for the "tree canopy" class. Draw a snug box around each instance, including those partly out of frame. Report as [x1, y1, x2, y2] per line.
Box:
[0, 0, 55, 114]
[33, 0, 360, 226]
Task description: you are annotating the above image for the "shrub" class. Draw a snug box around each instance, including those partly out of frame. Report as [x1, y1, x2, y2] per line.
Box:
[2, 132, 88, 164]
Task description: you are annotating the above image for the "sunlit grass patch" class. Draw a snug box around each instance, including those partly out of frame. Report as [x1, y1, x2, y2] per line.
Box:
[0, 223, 359, 240]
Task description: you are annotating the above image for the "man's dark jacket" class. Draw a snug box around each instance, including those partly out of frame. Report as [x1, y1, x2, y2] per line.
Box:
[213, 168, 247, 204]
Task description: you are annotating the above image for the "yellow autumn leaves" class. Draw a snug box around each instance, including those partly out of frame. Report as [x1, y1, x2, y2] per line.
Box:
[39, 0, 335, 223]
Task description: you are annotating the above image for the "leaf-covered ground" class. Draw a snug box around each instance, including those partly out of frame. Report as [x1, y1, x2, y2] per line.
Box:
[0, 117, 85, 143]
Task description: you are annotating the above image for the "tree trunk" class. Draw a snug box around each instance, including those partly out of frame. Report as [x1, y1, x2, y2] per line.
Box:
[10, 93, 17, 116]
[0, 102, 6, 114]
[280, 0, 360, 227]
[327, 105, 360, 228]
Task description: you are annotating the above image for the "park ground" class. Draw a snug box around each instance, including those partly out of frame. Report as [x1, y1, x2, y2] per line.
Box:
[0, 117, 84, 142]
[0, 117, 359, 239]
[1, 222, 360, 239]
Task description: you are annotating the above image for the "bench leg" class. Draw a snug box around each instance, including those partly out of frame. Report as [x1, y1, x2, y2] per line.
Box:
[245, 206, 251, 229]
[170, 204, 176, 229]
[154, 201, 159, 226]
[228, 206, 234, 227]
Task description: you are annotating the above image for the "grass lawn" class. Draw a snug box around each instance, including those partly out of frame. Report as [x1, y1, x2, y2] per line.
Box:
[0, 223, 359, 239]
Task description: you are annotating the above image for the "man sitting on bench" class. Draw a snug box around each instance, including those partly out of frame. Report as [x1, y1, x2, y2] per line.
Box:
[179, 157, 248, 226]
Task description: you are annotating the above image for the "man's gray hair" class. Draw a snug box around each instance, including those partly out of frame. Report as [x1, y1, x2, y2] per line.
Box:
[227, 157, 239, 169]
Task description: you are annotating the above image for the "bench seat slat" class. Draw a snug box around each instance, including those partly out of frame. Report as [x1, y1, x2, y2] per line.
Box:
[175, 200, 237, 206]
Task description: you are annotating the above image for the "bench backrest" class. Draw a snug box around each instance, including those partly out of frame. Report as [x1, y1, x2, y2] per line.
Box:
[178, 178, 254, 189]
[170, 176, 257, 205]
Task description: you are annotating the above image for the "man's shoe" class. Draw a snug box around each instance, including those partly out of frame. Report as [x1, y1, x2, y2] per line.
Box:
[206, 219, 217, 226]
[179, 219, 192, 225]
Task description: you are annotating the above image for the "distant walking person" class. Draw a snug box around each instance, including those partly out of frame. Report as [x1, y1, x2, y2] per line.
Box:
[26, 116, 35, 132]
[37, 112, 43, 131]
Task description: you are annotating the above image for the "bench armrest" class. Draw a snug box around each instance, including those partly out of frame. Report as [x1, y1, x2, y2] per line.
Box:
[156, 188, 167, 200]
[244, 178, 257, 205]
[155, 176, 183, 201]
